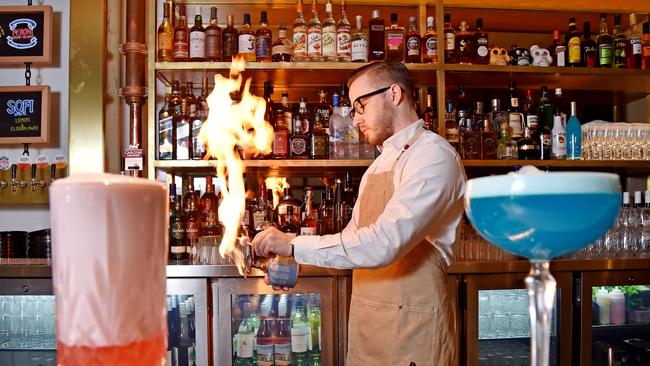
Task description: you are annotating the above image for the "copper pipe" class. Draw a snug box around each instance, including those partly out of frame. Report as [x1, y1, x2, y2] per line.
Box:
[120, 0, 147, 176]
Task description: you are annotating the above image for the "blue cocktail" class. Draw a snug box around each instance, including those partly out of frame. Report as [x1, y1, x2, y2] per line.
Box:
[464, 168, 620, 366]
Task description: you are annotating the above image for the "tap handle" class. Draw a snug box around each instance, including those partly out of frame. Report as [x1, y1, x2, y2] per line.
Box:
[31, 164, 36, 180]
[11, 164, 17, 181]
[50, 164, 56, 182]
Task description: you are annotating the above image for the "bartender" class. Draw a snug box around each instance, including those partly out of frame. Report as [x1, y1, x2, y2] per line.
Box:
[253, 62, 466, 365]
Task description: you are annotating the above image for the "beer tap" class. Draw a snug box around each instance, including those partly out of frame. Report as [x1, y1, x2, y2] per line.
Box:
[31, 164, 47, 191]
[50, 163, 56, 183]
[11, 164, 20, 192]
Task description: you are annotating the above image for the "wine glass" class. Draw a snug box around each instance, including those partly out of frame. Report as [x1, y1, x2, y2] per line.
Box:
[464, 167, 621, 366]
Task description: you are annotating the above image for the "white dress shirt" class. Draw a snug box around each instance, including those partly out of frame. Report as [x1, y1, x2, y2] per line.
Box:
[293, 120, 466, 269]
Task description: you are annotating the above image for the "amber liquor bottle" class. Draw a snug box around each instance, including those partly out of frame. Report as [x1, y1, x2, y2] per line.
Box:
[290, 99, 310, 159]
[473, 18, 489, 64]
[169, 194, 188, 262]
[275, 188, 302, 227]
[479, 116, 498, 160]
[310, 112, 329, 159]
[318, 189, 335, 235]
[272, 23, 293, 62]
[455, 20, 473, 64]
[200, 176, 221, 236]
[385, 13, 405, 62]
[422, 92, 437, 132]
[189, 14, 205, 61]
[368, 10, 385, 61]
[443, 13, 455, 64]
[157, 1, 173, 62]
[272, 93, 291, 159]
[183, 178, 202, 255]
[565, 18, 582, 67]
[172, 5, 189, 62]
[256, 11, 272, 62]
[222, 14, 238, 61]
[549, 30, 565, 67]
[205, 7, 222, 61]
[405, 16, 421, 63]
[300, 187, 318, 235]
[238, 13, 256, 62]
[422, 16, 437, 63]
[280, 206, 300, 234]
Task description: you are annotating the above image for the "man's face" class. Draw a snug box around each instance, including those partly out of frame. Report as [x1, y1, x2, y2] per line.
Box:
[348, 75, 395, 146]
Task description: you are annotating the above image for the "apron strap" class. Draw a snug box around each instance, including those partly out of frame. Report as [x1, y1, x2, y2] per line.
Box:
[389, 126, 426, 171]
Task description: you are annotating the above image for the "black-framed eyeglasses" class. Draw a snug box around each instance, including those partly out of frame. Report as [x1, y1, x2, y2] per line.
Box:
[349, 86, 391, 119]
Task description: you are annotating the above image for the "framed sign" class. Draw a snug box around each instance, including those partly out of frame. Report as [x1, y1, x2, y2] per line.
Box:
[0, 5, 52, 64]
[0, 85, 50, 144]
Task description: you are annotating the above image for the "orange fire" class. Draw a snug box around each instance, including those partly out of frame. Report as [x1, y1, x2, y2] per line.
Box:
[199, 58, 274, 273]
[264, 177, 289, 209]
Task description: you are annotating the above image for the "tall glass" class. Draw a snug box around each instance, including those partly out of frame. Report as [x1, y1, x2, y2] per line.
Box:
[464, 167, 620, 366]
[50, 174, 168, 365]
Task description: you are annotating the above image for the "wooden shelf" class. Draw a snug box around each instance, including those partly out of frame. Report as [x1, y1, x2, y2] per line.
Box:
[443, 0, 650, 13]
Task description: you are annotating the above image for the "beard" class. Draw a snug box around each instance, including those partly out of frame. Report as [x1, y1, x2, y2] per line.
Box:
[365, 100, 395, 146]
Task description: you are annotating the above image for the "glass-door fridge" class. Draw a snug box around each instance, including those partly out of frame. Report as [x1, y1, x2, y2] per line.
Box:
[581, 270, 650, 366]
[460, 271, 573, 366]
[167, 278, 209, 366]
[213, 277, 337, 366]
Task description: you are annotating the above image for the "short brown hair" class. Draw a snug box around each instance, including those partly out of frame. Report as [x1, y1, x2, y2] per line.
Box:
[347, 62, 416, 103]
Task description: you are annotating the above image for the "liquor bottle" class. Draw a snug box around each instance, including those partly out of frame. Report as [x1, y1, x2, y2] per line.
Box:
[334, 178, 351, 231]
[488, 98, 508, 139]
[553, 87, 566, 127]
[422, 16, 438, 64]
[238, 14, 256, 62]
[280, 206, 300, 234]
[293, 0, 308, 62]
[351, 15, 368, 62]
[336, 0, 352, 62]
[422, 92, 436, 131]
[275, 188, 302, 227]
[318, 189, 335, 235]
[643, 22, 650, 70]
[189, 14, 206, 62]
[626, 13, 642, 69]
[252, 185, 270, 238]
[322, 1, 337, 62]
[613, 15, 626, 68]
[311, 110, 330, 159]
[461, 103, 480, 160]
[256, 315, 274, 366]
[368, 10, 385, 61]
[306, 295, 321, 358]
[582, 21, 598, 67]
[177, 96, 191, 160]
[235, 303, 255, 366]
[273, 93, 291, 159]
[222, 14, 238, 62]
[551, 98, 567, 160]
[455, 20, 473, 64]
[566, 101, 582, 160]
[549, 30, 565, 67]
[188, 83, 204, 160]
[157, 1, 173, 62]
[443, 13, 455, 64]
[480, 111, 498, 160]
[158, 94, 174, 160]
[200, 176, 220, 236]
[198, 76, 209, 122]
[405, 16, 421, 63]
[170, 80, 182, 159]
[307, 0, 323, 62]
[596, 14, 613, 67]
[445, 100, 460, 153]
[173, 6, 190, 62]
[507, 81, 524, 140]
[385, 13, 405, 62]
[472, 101, 485, 131]
[537, 86, 553, 160]
[496, 123, 518, 160]
[290, 99, 310, 159]
[263, 81, 274, 123]
[272, 23, 293, 62]
[517, 126, 541, 160]
[255, 11, 272, 62]
[473, 18, 489, 64]
[300, 188, 318, 235]
[329, 92, 345, 159]
[290, 295, 310, 365]
[205, 7, 222, 62]
[565, 17, 582, 67]
[315, 89, 332, 131]
[274, 304, 292, 366]
[523, 89, 538, 135]
[183, 178, 201, 255]
[340, 85, 359, 159]
[170, 194, 187, 262]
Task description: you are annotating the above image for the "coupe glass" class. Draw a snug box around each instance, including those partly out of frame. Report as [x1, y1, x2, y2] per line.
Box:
[464, 167, 621, 366]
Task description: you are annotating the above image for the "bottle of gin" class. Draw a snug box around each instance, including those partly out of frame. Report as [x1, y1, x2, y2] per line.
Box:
[351, 15, 368, 62]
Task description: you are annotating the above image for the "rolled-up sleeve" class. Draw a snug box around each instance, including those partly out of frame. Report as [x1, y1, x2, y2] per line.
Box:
[294, 142, 465, 269]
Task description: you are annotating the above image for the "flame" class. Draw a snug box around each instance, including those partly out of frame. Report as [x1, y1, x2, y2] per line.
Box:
[265, 177, 290, 209]
[199, 57, 274, 274]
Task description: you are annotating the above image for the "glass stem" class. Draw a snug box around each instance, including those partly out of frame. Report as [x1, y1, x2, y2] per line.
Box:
[525, 260, 556, 366]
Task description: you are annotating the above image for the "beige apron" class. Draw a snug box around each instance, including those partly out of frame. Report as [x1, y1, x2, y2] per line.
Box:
[346, 127, 456, 366]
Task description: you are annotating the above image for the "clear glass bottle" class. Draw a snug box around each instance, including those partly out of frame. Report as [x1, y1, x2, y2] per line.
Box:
[318, 189, 335, 235]
[321, 1, 337, 61]
[405, 16, 421, 63]
[189, 13, 205, 61]
[596, 14, 613, 67]
[255, 11, 272, 62]
[385, 13, 405, 62]
[422, 16, 437, 64]
[205, 7, 222, 61]
[368, 10, 385, 61]
[290, 98, 310, 159]
[157, 1, 173, 62]
[551, 98, 567, 160]
[272, 23, 293, 62]
[307, 0, 323, 62]
[293, 0, 308, 61]
[336, 0, 352, 62]
[351, 15, 368, 62]
[238, 13, 256, 62]
[497, 124, 518, 160]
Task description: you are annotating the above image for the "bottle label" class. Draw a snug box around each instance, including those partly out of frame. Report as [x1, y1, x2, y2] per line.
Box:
[508, 113, 523, 138]
[322, 27, 337, 57]
[307, 30, 323, 57]
[256, 344, 274, 366]
[189, 31, 205, 58]
[446, 128, 459, 143]
[158, 32, 172, 52]
[274, 342, 291, 365]
[237, 333, 254, 358]
[203, 209, 217, 228]
[310, 134, 328, 157]
[568, 36, 581, 63]
[291, 326, 309, 353]
[272, 40, 292, 58]
[599, 44, 613, 65]
[173, 31, 189, 59]
[256, 35, 272, 59]
[425, 37, 438, 59]
[185, 220, 200, 239]
[290, 137, 308, 156]
[407, 36, 421, 56]
[337, 30, 351, 58]
[477, 37, 488, 57]
[170, 245, 186, 254]
[526, 115, 538, 129]
[300, 227, 317, 235]
[445, 33, 455, 51]
[567, 133, 582, 160]
[293, 31, 307, 57]
[351, 39, 368, 61]
[371, 25, 384, 32]
[555, 46, 566, 66]
[222, 33, 236, 57]
[273, 130, 289, 156]
[386, 33, 404, 50]
[253, 211, 266, 228]
[205, 29, 222, 59]
[510, 98, 519, 108]
[643, 44, 650, 57]
[238, 34, 255, 54]
[631, 37, 642, 55]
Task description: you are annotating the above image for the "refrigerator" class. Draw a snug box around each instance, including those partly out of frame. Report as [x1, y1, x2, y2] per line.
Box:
[458, 271, 573, 365]
[580, 270, 650, 366]
[213, 276, 340, 366]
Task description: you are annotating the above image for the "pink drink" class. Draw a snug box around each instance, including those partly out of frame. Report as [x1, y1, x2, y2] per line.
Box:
[50, 174, 168, 365]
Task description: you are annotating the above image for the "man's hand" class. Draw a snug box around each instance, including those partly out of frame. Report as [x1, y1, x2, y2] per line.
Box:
[251, 226, 293, 258]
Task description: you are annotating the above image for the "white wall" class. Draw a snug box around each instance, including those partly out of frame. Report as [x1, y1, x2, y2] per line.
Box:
[0, 0, 69, 231]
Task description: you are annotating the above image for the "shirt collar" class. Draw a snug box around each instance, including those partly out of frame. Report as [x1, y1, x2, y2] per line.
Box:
[379, 119, 425, 153]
